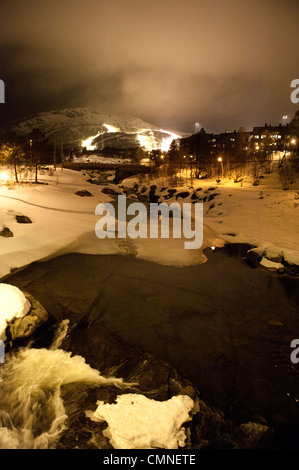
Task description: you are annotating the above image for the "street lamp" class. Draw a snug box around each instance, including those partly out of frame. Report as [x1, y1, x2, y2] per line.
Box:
[217, 156, 223, 182]
[29, 139, 33, 165]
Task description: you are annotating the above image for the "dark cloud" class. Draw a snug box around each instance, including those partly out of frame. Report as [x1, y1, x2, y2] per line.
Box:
[0, 0, 298, 132]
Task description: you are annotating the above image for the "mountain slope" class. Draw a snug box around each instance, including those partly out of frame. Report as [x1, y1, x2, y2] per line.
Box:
[0, 107, 188, 151]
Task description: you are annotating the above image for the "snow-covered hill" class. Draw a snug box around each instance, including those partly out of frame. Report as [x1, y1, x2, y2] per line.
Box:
[0, 107, 189, 151]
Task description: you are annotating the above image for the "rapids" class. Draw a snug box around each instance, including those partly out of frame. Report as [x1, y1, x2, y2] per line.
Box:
[0, 322, 124, 449]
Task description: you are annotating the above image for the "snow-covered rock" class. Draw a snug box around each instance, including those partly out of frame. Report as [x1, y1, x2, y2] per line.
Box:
[0, 284, 31, 340]
[260, 257, 284, 270]
[8, 292, 49, 341]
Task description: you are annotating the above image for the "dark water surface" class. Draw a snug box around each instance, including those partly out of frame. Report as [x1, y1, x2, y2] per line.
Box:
[5, 245, 299, 433]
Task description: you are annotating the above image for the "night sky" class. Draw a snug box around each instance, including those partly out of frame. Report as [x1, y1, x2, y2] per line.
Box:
[0, 0, 298, 133]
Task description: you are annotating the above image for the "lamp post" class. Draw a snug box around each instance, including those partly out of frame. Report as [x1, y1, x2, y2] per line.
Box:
[217, 156, 223, 182]
[29, 139, 33, 166]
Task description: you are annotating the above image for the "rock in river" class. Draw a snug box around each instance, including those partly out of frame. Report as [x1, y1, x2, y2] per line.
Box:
[7, 292, 49, 342]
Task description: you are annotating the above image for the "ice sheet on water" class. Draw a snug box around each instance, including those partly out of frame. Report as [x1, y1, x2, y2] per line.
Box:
[86, 393, 195, 449]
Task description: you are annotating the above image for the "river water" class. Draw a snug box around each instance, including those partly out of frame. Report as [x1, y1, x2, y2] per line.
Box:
[1, 244, 299, 448]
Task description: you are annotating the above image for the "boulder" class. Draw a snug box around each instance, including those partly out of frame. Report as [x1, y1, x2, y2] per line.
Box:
[246, 250, 262, 268]
[0, 227, 13, 238]
[233, 422, 271, 449]
[15, 215, 32, 224]
[8, 292, 49, 341]
[208, 193, 220, 202]
[101, 187, 120, 196]
[176, 191, 190, 199]
[75, 190, 93, 197]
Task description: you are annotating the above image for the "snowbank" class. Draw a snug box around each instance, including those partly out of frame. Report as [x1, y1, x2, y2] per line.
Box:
[0, 283, 31, 340]
[86, 393, 194, 449]
[260, 257, 284, 270]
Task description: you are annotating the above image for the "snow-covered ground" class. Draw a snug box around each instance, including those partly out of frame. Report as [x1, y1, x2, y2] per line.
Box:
[0, 166, 218, 279]
[197, 169, 299, 266]
[119, 166, 299, 266]
[0, 163, 299, 280]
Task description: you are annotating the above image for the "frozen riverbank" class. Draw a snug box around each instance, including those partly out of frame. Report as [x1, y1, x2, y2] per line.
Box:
[1, 164, 299, 280]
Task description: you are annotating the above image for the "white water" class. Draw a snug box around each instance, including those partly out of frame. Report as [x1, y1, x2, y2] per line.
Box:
[0, 323, 124, 449]
[49, 319, 70, 350]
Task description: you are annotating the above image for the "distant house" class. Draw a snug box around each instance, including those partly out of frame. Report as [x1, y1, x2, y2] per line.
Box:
[179, 128, 251, 162]
[208, 130, 250, 158]
[250, 124, 297, 154]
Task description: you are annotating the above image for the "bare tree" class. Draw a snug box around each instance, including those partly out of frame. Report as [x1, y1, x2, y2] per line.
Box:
[0, 143, 26, 183]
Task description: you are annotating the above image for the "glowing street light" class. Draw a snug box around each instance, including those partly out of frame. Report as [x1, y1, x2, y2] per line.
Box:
[0, 171, 10, 184]
[217, 156, 223, 182]
[291, 139, 296, 145]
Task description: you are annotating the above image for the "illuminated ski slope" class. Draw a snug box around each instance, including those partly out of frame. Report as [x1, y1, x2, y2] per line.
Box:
[2, 107, 187, 151]
[82, 126, 181, 151]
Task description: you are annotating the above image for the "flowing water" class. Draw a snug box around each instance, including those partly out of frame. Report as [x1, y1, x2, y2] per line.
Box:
[1, 245, 299, 448]
[0, 321, 124, 449]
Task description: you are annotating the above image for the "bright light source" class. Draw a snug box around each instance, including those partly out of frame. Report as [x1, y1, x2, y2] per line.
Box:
[0, 172, 10, 183]
[211, 246, 215, 250]
[81, 123, 120, 151]
[217, 157, 222, 162]
[81, 132, 102, 151]
[291, 139, 296, 145]
[160, 129, 180, 152]
[103, 123, 120, 133]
